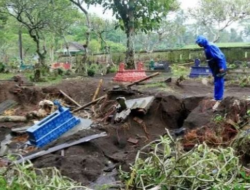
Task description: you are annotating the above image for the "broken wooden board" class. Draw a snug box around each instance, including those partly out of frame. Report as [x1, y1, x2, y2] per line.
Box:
[14, 132, 107, 164]
[0, 100, 18, 115]
[11, 126, 30, 134]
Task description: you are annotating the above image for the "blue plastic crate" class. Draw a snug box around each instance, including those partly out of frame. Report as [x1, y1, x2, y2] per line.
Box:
[27, 102, 81, 147]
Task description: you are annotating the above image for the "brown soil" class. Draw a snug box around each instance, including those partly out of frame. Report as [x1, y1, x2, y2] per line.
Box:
[1, 76, 250, 186]
[32, 94, 203, 185]
[43, 78, 110, 105]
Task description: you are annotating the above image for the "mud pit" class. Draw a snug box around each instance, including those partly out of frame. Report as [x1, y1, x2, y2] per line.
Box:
[1, 77, 250, 187]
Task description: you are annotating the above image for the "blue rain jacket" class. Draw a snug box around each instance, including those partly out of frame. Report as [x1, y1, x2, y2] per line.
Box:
[196, 35, 227, 77]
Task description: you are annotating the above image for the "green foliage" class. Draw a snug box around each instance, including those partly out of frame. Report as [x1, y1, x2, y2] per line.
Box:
[170, 64, 190, 77]
[86, 0, 179, 33]
[87, 68, 95, 77]
[0, 162, 89, 190]
[121, 135, 250, 190]
[0, 62, 5, 73]
[189, 0, 250, 42]
[1, 0, 79, 66]
[107, 41, 126, 52]
[213, 114, 224, 123]
[108, 65, 118, 73]
[89, 39, 101, 53]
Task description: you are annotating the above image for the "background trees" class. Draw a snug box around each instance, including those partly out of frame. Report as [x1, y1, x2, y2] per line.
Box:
[189, 0, 250, 42]
[0, 0, 249, 70]
[1, 0, 78, 67]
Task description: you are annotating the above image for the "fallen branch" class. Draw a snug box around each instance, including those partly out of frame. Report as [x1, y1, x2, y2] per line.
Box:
[14, 132, 107, 164]
[127, 72, 160, 88]
[72, 95, 107, 113]
[59, 90, 81, 107]
[0, 116, 27, 122]
[135, 77, 172, 85]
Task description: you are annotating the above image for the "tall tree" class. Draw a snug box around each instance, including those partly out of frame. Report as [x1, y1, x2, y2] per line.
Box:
[1, 0, 77, 67]
[69, 0, 91, 67]
[189, 0, 250, 42]
[85, 0, 179, 68]
[135, 11, 187, 52]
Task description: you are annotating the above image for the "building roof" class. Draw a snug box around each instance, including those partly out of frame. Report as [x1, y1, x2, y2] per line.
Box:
[68, 42, 85, 51]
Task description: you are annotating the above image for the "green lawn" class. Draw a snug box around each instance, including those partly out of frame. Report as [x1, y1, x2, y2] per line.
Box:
[0, 73, 16, 80]
[183, 42, 250, 49]
[0, 72, 63, 86]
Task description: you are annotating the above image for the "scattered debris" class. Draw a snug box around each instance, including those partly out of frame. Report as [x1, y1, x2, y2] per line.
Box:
[11, 126, 31, 134]
[133, 117, 150, 140]
[73, 95, 107, 113]
[60, 90, 81, 107]
[0, 116, 27, 122]
[14, 132, 107, 164]
[0, 99, 17, 115]
[114, 96, 155, 122]
[26, 99, 54, 119]
[0, 134, 12, 156]
[127, 137, 139, 144]
[27, 102, 80, 147]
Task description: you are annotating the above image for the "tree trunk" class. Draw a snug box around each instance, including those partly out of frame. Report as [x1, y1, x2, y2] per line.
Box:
[125, 0, 135, 69]
[126, 30, 135, 69]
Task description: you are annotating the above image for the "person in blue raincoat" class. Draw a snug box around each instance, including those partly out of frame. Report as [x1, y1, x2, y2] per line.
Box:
[196, 35, 227, 110]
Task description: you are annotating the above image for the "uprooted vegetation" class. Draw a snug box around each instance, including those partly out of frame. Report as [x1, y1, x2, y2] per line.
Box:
[121, 135, 250, 190]
[0, 161, 89, 190]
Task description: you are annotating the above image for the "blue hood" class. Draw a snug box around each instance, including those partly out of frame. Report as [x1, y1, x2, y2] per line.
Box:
[196, 35, 209, 47]
[195, 35, 227, 73]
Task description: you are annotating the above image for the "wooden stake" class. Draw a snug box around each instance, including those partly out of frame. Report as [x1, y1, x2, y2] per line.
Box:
[72, 95, 106, 113]
[92, 79, 103, 101]
[127, 72, 160, 87]
[60, 90, 81, 107]
[91, 79, 103, 116]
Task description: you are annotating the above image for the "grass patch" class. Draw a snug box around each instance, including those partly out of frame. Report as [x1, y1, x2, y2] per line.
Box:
[0, 73, 16, 80]
[170, 65, 190, 77]
[0, 161, 89, 190]
[0, 71, 63, 87]
[35, 76, 63, 87]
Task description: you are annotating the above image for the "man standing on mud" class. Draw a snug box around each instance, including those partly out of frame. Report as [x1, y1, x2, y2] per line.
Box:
[196, 35, 227, 110]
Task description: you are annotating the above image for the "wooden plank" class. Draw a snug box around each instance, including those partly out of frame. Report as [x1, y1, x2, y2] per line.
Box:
[0, 100, 17, 115]
[11, 126, 30, 134]
[72, 95, 106, 113]
[14, 132, 107, 164]
[60, 90, 81, 107]
[127, 72, 160, 88]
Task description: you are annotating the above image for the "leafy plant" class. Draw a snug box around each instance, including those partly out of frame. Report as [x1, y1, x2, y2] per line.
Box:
[0, 62, 5, 73]
[213, 114, 224, 123]
[87, 68, 95, 77]
[121, 134, 250, 190]
[107, 65, 118, 73]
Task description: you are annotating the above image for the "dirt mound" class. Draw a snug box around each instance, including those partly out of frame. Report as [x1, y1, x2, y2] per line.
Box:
[182, 97, 250, 150]
[34, 142, 107, 185]
[32, 94, 205, 186]
[0, 81, 45, 107]
[44, 78, 110, 105]
[0, 82, 16, 103]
